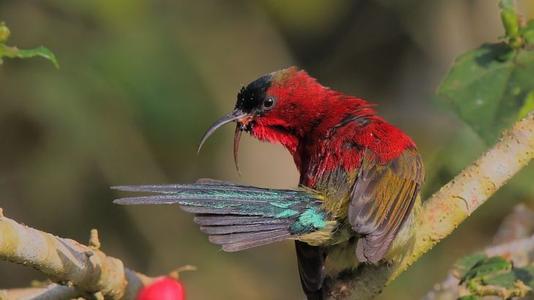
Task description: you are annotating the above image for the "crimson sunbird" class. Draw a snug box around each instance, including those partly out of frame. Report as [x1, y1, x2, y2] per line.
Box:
[114, 67, 424, 299]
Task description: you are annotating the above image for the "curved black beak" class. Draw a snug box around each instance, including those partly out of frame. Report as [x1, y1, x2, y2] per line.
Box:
[197, 109, 250, 173]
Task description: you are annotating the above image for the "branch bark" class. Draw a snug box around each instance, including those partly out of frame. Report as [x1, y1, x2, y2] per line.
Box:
[0, 209, 152, 299]
[325, 111, 534, 299]
[0, 284, 79, 300]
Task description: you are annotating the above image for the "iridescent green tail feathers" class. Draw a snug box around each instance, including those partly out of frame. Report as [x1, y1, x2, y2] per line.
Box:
[113, 179, 328, 251]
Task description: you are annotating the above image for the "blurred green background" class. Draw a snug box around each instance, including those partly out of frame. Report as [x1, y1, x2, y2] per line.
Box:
[1, 1, 533, 299]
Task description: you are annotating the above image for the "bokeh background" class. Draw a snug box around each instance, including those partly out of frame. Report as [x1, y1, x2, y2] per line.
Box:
[1, 1, 534, 299]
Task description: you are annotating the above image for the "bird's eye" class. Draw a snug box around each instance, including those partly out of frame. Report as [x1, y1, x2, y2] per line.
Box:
[263, 96, 275, 110]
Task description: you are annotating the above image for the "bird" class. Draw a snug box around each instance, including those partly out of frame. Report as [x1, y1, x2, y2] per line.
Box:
[113, 67, 424, 299]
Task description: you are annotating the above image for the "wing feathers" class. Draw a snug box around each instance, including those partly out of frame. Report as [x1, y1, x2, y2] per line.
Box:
[200, 223, 290, 235]
[194, 215, 290, 226]
[113, 180, 326, 253]
[349, 148, 423, 263]
[221, 233, 292, 252]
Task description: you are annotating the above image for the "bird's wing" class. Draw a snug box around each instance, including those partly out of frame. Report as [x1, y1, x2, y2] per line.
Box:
[113, 179, 328, 252]
[348, 148, 424, 263]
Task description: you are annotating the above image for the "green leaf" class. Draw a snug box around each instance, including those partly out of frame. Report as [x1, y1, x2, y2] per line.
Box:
[518, 90, 534, 119]
[0, 22, 10, 43]
[436, 43, 534, 143]
[455, 254, 534, 299]
[461, 256, 512, 282]
[0, 22, 59, 68]
[466, 265, 534, 298]
[484, 268, 522, 288]
[454, 252, 487, 278]
[437, 3, 534, 141]
[0, 45, 59, 68]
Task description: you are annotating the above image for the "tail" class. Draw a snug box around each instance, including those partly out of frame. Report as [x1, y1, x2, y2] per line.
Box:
[295, 241, 326, 300]
[113, 179, 329, 252]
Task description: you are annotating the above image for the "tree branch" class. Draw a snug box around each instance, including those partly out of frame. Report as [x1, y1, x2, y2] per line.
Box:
[0, 208, 153, 299]
[0, 284, 79, 300]
[325, 111, 534, 299]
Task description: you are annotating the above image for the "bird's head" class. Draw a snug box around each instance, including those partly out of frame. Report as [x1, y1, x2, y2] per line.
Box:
[198, 67, 371, 171]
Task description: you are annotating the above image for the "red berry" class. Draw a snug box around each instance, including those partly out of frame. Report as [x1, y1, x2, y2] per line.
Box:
[137, 277, 185, 300]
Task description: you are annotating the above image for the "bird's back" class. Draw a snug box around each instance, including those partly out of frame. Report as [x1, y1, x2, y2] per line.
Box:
[294, 114, 423, 299]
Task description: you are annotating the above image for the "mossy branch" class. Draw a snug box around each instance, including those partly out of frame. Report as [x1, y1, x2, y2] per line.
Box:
[324, 111, 534, 299]
[0, 209, 153, 299]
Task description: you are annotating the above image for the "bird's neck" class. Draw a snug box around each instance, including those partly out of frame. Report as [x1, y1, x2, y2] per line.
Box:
[251, 92, 374, 158]
[287, 97, 378, 173]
